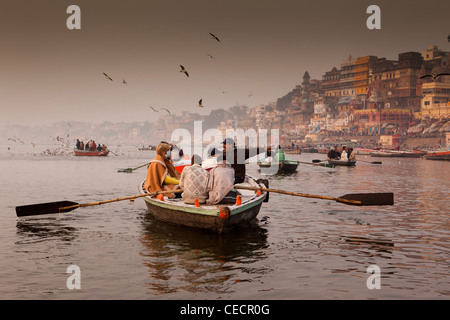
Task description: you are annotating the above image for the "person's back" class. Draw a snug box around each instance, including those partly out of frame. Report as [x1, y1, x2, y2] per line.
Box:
[275, 147, 285, 162]
[206, 160, 235, 205]
[180, 155, 209, 204]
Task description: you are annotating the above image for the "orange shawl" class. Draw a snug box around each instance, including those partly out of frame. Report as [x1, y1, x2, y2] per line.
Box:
[144, 155, 180, 195]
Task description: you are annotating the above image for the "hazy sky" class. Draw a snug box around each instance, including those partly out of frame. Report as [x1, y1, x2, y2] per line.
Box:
[1, 0, 449, 125]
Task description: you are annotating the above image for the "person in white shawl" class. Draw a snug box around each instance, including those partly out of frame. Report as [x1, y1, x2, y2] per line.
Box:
[206, 157, 235, 205]
[340, 146, 348, 161]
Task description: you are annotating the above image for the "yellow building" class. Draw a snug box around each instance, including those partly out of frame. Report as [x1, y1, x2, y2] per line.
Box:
[420, 76, 450, 120]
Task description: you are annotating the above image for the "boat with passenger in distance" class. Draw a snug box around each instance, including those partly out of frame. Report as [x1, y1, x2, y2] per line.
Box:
[138, 176, 268, 233]
[73, 149, 109, 156]
[257, 159, 299, 174]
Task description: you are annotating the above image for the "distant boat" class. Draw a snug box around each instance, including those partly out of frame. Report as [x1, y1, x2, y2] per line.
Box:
[354, 147, 379, 155]
[424, 149, 450, 161]
[74, 149, 109, 156]
[370, 150, 425, 158]
[300, 147, 318, 153]
[138, 146, 156, 151]
[257, 159, 299, 174]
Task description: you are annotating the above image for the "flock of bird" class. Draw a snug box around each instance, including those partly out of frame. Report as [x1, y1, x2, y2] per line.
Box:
[101, 32, 253, 116]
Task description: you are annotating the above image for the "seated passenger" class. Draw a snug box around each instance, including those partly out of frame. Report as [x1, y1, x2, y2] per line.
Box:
[348, 148, 356, 161]
[179, 155, 209, 204]
[144, 142, 180, 198]
[274, 145, 285, 162]
[202, 147, 219, 171]
[340, 146, 348, 161]
[206, 156, 235, 205]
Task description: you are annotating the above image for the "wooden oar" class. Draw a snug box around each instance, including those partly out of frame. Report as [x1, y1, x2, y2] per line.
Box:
[234, 186, 394, 206]
[298, 161, 335, 168]
[15, 189, 183, 217]
[118, 162, 150, 173]
[357, 160, 382, 164]
[313, 158, 381, 165]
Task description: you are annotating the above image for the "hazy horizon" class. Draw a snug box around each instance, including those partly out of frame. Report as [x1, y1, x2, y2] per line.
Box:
[1, 0, 449, 126]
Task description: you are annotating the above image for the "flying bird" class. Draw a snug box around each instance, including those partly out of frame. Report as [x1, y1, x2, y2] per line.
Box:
[248, 92, 254, 98]
[206, 54, 216, 60]
[210, 33, 220, 42]
[197, 99, 204, 108]
[149, 106, 159, 112]
[161, 108, 171, 115]
[419, 72, 450, 81]
[122, 79, 128, 85]
[180, 65, 189, 77]
[103, 73, 113, 81]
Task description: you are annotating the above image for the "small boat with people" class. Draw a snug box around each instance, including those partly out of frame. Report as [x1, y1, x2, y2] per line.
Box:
[138, 176, 268, 233]
[73, 149, 109, 156]
[257, 159, 299, 174]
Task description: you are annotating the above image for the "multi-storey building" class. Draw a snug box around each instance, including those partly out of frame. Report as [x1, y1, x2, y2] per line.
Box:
[370, 52, 422, 112]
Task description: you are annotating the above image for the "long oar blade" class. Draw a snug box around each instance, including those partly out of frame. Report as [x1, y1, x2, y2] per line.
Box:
[15, 189, 183, 217]
[16, 201, 79, 217]
[234, 186, 394, 206]
[338, 192, 394, 206]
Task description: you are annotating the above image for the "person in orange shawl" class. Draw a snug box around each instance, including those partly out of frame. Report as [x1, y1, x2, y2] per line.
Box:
[144, 142, 181, 198]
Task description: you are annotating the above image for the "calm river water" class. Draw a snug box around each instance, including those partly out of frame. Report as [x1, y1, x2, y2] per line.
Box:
[0, 144, 449, 300]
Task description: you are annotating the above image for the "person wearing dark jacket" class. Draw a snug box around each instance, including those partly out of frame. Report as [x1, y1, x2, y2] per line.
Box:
[222, 138, 261, 184]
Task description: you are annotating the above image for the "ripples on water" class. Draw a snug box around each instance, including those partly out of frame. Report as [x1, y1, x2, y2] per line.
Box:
[0, 146, 449, 299]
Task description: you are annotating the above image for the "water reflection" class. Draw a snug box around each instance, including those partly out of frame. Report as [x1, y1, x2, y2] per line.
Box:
[15, 218, 78, 245]
[138, 213, 269, 296]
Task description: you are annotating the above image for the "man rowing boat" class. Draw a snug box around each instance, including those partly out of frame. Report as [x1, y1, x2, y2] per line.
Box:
[221, 138, 261, 184]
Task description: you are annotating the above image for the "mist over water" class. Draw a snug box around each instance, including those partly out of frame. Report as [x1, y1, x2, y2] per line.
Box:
[0, 145, 449, 299]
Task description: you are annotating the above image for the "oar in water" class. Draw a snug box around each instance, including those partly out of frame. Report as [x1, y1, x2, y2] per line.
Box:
[298, 161, 335, 168]
[234, 186, 394, 206]
[15, 189, 183, 217]
[357, 160, 382, 164]
[118, 162, 150, 173]
[312, 158, 381, 165]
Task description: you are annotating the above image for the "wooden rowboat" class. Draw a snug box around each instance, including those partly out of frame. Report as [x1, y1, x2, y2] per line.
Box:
[328, 159, 356, 166]
[138, 176, 268, 233]
[73, 149, 109, 156]
[257, 159, 299, 174]
[370, 150, 425, 158]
